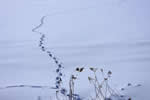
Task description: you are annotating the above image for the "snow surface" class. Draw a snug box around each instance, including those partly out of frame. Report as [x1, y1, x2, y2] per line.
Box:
[0, 0, 150, 100]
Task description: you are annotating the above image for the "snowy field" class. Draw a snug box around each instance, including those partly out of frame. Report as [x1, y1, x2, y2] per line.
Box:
[0, 0, 150, 100]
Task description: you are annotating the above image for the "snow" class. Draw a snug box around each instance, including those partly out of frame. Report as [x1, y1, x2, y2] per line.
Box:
[0, 0, 150, 100]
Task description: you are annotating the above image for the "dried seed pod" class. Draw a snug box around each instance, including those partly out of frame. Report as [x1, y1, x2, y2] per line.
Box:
[79, 67, 84, 72]
[107, 71, 112, 77]
[72, 75, 77, 80]
[89, 67, 94, 71]
[90, 67, 97, 72]
[76, 67, 79, 71]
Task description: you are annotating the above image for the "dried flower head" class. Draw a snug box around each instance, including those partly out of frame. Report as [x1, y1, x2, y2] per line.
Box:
[79, 67, 84, 72]
[107, 71, 112, 77]
[71, 75, 77, 80]
[89, 67, 98, 72]
[76, 67, 84, 72]
[108, 71, 112, 75]
[76, 67, 79, 71]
